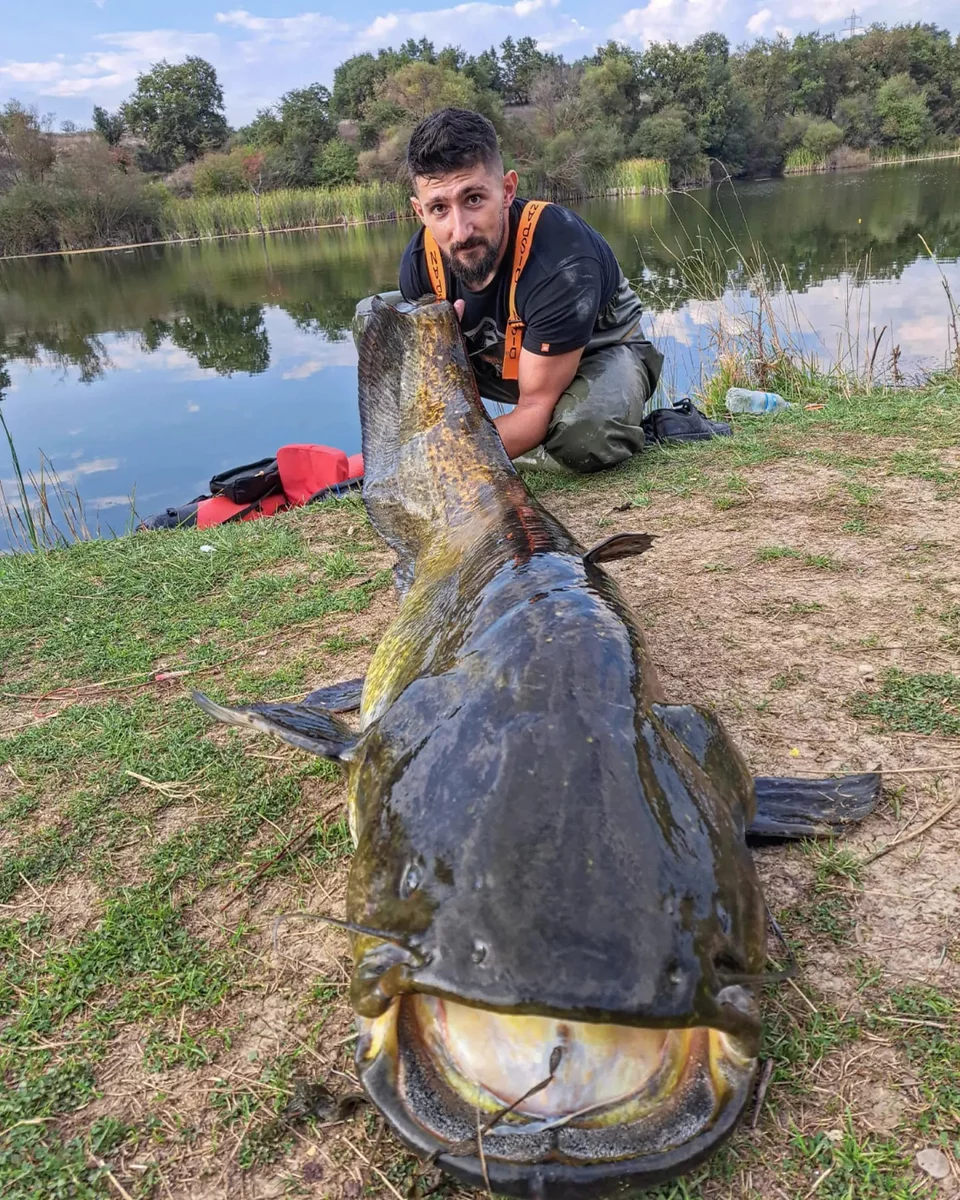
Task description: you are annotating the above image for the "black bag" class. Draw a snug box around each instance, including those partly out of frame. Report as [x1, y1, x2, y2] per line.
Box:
[209, 457, 282, 505]
[642, 398, 732, 445]
[137, 498, 206, 531]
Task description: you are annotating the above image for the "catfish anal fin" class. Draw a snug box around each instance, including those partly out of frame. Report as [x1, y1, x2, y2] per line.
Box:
[193, 692, 358, 760]
[747, 773, 881, 842]
[584, 531, 657, 567]
[302, 677, 365, 713]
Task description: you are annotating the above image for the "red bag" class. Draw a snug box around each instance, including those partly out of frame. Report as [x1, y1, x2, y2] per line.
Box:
[277, 444, 350, 505]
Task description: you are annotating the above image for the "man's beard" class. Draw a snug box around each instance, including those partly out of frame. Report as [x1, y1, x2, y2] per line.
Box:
[444, 213, 504, 287]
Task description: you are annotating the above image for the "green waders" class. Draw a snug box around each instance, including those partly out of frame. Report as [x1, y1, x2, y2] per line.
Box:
[353, 291, 663, 476]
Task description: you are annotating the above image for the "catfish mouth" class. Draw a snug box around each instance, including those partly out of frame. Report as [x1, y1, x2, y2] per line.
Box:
[356, 995, 758, 1199]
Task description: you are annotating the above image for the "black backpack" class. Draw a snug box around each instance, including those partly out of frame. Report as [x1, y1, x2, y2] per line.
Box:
[208, 457, 282, 505]
[642, 398, 732, 445]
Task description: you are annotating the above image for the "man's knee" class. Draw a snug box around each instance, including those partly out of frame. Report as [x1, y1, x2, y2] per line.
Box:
[543, 348, 652, 474]
[545, 415, 646, 474]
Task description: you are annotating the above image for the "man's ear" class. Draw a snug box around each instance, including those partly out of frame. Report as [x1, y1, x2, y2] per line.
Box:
[502, 169, 518, 207]
[410, 194, 424, 223]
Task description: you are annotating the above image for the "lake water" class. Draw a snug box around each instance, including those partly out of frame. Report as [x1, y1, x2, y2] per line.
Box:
[1, 160, 959, 548]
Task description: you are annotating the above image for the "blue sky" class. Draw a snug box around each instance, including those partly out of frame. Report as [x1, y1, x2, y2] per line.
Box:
[2, 0, 956, 127]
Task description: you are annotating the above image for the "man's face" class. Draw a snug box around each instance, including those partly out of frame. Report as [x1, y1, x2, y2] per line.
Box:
[411, 162, 518, 289]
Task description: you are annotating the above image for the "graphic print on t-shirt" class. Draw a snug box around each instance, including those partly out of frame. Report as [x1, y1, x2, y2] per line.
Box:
[462, 315, 506, 371]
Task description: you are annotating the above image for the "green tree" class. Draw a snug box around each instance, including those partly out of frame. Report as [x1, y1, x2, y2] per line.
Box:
[277, 83, 332, 145]
[237, 107, 284, 148]
[315, 138, 359, 187]
[92, 106, 125, 146]
[331, 53, 388, 120]
[874, 72, 934, 150]
[500, 36, 555, 105]
[464, 47, 503, 94]
[371, 62, 479, 125]
[631, 107, 704, 184]
[121, 57, 228, 167]
[835, 92, 877, 148]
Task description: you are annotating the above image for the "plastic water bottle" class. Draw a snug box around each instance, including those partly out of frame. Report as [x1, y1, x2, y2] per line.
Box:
[724, 387, 791, 415]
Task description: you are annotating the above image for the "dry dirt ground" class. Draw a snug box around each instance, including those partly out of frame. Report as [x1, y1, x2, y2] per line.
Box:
[2, 417, 959, 1200]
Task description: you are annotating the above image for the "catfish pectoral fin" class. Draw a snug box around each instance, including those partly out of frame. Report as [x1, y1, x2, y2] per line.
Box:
[747, 772, 882, 841]
[301, 677, 365, 713]
[584, 531, 657, 566]
[193, 692, 358, 760]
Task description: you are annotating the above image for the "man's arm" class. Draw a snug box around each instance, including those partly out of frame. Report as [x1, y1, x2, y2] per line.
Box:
[493, 345, 584, 459]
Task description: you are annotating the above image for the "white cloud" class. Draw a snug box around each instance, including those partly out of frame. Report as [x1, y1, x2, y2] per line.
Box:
[357, 2, 587, 51]
[611, 0, 726, 47]
[27, 29, 221, 98]
[215, 10, 349, 42]
[0, 60, 66, 84]
[746, 7, 771, 34]
[282, 359, 328, 379]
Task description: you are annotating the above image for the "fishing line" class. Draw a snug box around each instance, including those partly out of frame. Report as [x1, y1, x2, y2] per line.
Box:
[427, 1045, 565, 1163]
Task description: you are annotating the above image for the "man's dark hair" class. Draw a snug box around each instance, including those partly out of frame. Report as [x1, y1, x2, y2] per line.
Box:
[406, 108, 502, 181]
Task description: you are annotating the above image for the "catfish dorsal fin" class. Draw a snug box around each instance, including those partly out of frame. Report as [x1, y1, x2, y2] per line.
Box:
[193, 692, 358, 761]
[584, 532, 656, 567]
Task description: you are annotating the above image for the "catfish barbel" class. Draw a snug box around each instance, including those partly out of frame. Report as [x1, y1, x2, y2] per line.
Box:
[196, 296, 879, 1197]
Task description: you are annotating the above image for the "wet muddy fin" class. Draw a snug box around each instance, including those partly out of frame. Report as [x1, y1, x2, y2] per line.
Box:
[584, 532, 657, 566]
[301, 677, 365, 713]
[193, 692, 358, 760]
[748, 773, 882, 841]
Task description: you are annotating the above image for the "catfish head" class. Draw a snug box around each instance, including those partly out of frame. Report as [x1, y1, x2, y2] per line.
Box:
[341, 651, 768, 1199]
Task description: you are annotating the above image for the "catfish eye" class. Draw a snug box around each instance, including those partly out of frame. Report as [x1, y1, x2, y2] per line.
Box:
[471, 939, 487, 964]
[400, 864, 422, 898]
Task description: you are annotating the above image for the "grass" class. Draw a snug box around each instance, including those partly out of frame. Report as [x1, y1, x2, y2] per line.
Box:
[2, 306, 960, 1196]
[850, 668, 960, 735]
[0, 499, 392, 1197]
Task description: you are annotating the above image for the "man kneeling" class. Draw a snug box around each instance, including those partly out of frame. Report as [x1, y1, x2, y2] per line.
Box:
[354, 107, 663, 475]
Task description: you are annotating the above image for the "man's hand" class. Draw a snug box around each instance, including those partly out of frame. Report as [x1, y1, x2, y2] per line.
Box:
[494, 346, 583, 459]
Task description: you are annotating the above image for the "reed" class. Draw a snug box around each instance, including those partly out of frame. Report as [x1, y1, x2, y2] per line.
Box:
[786, 141, 960, 174]
[158, 183, 412, 241]
[601, 158, 671, 195]
[783, 148, 825, 175]
[0, 429, 138, 553]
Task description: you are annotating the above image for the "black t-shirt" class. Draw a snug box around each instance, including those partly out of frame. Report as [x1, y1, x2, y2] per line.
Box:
[399, 198, 624, 379]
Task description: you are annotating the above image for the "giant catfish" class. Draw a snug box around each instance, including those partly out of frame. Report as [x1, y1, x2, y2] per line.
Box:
[196, 296, 879, 1198]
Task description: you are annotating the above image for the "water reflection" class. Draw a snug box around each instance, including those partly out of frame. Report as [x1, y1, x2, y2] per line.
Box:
[0, 161, 958, 549]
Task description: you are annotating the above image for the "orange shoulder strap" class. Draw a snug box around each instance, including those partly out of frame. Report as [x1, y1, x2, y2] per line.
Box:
[422, 228, 446, 301]
[503, 200, 551, 381]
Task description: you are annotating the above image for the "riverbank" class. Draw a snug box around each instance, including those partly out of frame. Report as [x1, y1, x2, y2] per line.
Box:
[1, 368, 959, 1198]
[784, 142, 960, 175]
[0, 159, 670, 260]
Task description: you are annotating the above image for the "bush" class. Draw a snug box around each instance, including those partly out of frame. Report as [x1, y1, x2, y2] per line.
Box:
[0, 182, 59, 255]
[315, 138, 358, 187]
[192, 148, 249, 196]
[52, 141, 165, 248]
[357, 127, 411, 183]
[801, 118, 843, 159]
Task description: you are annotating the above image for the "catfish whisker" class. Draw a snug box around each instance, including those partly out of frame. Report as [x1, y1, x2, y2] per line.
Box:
[271, 912, 427, 965]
